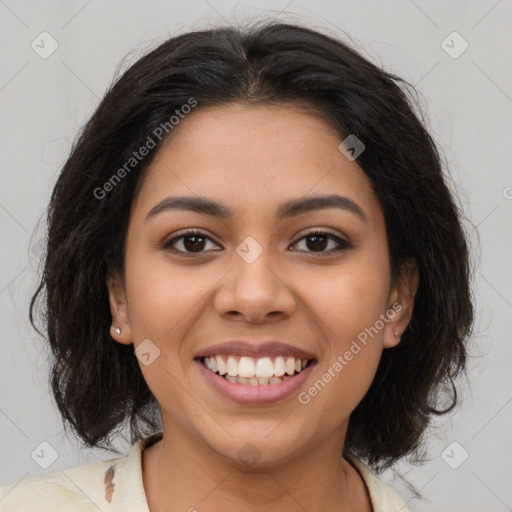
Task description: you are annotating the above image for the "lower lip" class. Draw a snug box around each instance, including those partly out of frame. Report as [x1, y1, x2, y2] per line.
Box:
[195, 359, 316, 405]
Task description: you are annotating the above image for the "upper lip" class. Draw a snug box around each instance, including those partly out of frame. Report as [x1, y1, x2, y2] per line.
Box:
[194, 341, 317, 361]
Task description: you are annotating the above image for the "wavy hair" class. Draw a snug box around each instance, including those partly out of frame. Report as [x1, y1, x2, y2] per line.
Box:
[30, 19, 475, 476]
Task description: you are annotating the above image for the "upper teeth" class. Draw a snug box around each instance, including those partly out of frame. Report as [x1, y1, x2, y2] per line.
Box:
[203, 355, 308, 378]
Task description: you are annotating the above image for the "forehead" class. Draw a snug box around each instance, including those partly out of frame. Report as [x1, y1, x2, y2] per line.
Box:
[132, 103, 383, 229]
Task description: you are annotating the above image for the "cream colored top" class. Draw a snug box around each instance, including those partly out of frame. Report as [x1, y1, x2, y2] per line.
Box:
[0, 432, 410, 511]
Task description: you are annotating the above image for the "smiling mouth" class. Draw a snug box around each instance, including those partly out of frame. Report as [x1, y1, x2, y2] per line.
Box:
[198, 355, 315, 385]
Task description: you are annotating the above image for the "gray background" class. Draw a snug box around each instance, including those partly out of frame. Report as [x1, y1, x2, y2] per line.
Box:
[1, 1, 511, 511]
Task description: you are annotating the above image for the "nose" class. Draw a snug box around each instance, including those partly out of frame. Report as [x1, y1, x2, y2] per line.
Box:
[213, 243, 297, 323]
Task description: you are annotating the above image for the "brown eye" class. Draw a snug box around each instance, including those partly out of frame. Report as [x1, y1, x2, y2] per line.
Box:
[291, 231, 351, 254]
[163, 230, 219, 254]
[163, 229, 351, 256]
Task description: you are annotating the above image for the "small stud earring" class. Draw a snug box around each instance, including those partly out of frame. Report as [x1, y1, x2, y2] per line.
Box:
[114, 327, 123, 335]
[394, 331, 400, 339]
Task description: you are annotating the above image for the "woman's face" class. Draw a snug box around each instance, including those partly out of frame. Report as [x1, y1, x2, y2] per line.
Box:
[109, 103, 417, 467]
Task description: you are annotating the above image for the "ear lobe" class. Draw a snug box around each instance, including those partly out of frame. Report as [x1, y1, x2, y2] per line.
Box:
[107, 272, 132, 345]
[384, 257, 419, 349]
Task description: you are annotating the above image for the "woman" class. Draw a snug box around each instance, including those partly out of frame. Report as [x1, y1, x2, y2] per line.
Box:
[0, 19, 474, 512]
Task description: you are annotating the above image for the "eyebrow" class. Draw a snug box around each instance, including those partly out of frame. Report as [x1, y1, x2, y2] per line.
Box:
[146, 194, 367, 223]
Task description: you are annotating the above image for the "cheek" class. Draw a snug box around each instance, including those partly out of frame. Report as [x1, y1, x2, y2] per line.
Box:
[124, 256, 207, 411]
[305, 253, 390, 392]
[309, 255, 390, 340]
[124, 250, 205, 342]
[299, 277, 387, 427]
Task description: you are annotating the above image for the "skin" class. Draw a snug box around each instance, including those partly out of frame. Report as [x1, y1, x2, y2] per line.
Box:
[108, 103, 419, 512]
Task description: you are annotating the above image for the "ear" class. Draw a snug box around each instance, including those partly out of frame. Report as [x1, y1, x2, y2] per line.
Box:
[107, 271, 133, 345]
[384, 257, 419, 349]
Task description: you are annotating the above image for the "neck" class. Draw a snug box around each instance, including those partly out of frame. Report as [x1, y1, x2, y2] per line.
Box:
[141, 424, 372, 512]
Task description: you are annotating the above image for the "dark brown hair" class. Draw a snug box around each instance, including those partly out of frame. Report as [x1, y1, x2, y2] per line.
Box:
[30, 19, 475, 476]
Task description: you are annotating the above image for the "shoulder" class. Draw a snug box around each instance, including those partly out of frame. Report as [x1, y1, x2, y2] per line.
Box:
[345, 454, 411, 512]
[0, 454, 127, 512]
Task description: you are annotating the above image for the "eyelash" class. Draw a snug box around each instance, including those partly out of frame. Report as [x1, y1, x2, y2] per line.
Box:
[162, 229, 351, 256]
